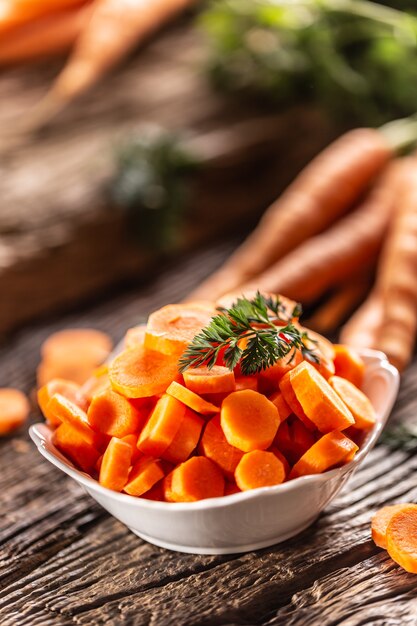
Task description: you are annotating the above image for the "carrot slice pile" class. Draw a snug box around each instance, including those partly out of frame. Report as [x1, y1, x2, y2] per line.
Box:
[235, 450, 286, 491]
[47, 393, 105, 450]
[166, 456, 225, 502]
[124, 457, 164, 497]
[137, 394, 186, 457]
[199, 416, 243, 479]
[329, 376, 376, 430]
[87, 388, 144, 437]
[290, 431, 358, 479]
[288, 362, 355, 433]
[371, 504, 417, 549]
[99, 437, 132, 491]
[0, 388, 30, 435]
[183, 365, 236, 395]
[162, 409, 203, 464]
[166, 381, 219, 415]
[145, 303, 215, 356]
[38, 378, 87, 426]
[221, 390, 280, 452]
[333, 344, 365, 387]
[386, 506, 417, 574]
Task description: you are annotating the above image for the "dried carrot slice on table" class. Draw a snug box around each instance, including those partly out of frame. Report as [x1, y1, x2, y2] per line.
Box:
[99, 437, 132, 491]
[166, 381, 219, 416]
[199, 416, 243, 479]
[124, 457, 164, 497]
[183, 365, 236, 395]
[235, 450, 286, 491]
[289, 431, 358, 479]
[0, 388, 30, 435]
[137, 394, 186, 457]
[38, 379, 87, 426]
[371, 504, 417, 549]
[162, 409, 204, 464]
[329, 376, 376, 430]
[386, 506, 417, 574]
[165, 457, 225, 502]
[87, 388, 145, 437]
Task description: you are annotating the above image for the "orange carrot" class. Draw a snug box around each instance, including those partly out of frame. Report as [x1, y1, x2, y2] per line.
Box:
[269, 447, 290, 477]
[258, 351, 303, 394]
[0, 0, 87, 34]
[124, 457, 165, 497]
[99, 437, 132, 491]
[279, 372, 316, 431]
[166, 456, 225, 502]
[290, 431, 358, 479]
[183, 365, 236, 395]
[37, 359, 98, 388]
[235, 450, 286, 491]
[47, 393, 105, 450]
[53, 422, 100, 472]
[124, 324, 146, 350]
[220, 390, 280, 452]
[145, 303, 215, 356]
[371, 504, 417, 549]
[274, 417, 316, 465]
[329, 376, 376, 431]
[306, 278, 370, 334]
[38, 379, 87, 426]
[81, 368, 110, 403]
[137, 394, 186, 457]
[121, 434, 141, 464]
[333, 344, 365, 388]
[189, 128, 392, 301]
[87, 387, 144, 437]
[42, 328, 112, 365]
[386, 506, 417, 573]
[224, 481, 241, 496]
[166, 380, 219, 415]
[340, 289, 384, 351]
[162, 408, 204, 464]
[141, 480, 165, 501]
[0, 388, 30, 435]
[288, 362, 355, 433]
[199, 416, 243, 479]
[109, 345, 181, 398]
[269, 391, 291, 423]
[235, 376, 258, 392]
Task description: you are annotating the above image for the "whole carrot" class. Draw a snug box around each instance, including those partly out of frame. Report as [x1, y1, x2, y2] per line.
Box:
[340, 290, 384, 350]
[188, 127, 392, 301]
[0, 0, 87, 35]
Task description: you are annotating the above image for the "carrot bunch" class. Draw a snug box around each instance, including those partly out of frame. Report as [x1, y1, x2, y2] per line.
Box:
[189, 120, 417, 373]
[37, 298, 377, 502]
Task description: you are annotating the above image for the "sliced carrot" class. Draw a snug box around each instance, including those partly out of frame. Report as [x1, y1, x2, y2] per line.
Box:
[221, 390, 280, 452]
[53, 423, 100, 472]
[41, 328, 112, 365]
[329, 376, 376, 430]
[269, 447, 290, 477]
[235, 376, 258, 392]
[167, 456, 225, 502]
[125, 324, 146, 350]
[289, 361, 355, 433]
[386, 506, 417, 573]
[279, 371, 316, 431]
[47, 393, 105, 450]
[145, 303, 215, 356]
[289, 431, 358, 479]
[235, 450, 286, 491]
[371, 504, 417, 549]
[99, 437, 132, 491]
[224, 481, 241, 496]
[201, 391, 229, 406]
[259, 350, 303, 393]
[87, 387, 144, 438]
[137, 394, 186, 457]
[269, 391, 292, 422]
[183, 365, 236, 395]
[109, 345, 181, 398]
[166, 381, 219, 416]
[274, 417, 316, 464]
[333, 344, 365, 388]
[312, 356, 335, 380]
[162, 408, 203, 464]
[123, 457, 164, 497]
[95, 453, 103, 474]
[38, 379, 87, 426]
[121, 434, 141, 464]
[199, 416, 243, 479]
[0, 388, 30, 435]
[163, 472, 175, 502]
[142, 480, 165, 501]
[81, 369, 110, 403]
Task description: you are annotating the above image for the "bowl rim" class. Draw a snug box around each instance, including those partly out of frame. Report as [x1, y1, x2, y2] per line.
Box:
[29, 348, 399, 512]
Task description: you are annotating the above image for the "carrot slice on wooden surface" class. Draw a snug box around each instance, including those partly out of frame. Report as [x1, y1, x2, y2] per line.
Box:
[329, 376, 376, 430]
[221, 390, 280, 452]
[269, 391, 292, 422]
[386, 506, 417, 573]
[162, 409, 204, 464]
[124, 324, 146, 350]
[41, 328, 112, 365]
[371, 504, 417, 549]
[333, 344, 365, 388]
[183, 365, 236, 395]
[289, 431, 358, 479]
[235, 376, 258, 392]
[235, 450, 286, 491]
[289, 361, 355, 433]
[168, 456, 225, 502]
[199, 416, 243, 479]
[38, 378, 87, 426]
[123, 457, 164, 497]
[279, 372, 316, 431]
[145, 303, 215, 356]
[99, 437, 132, 492]
[47, 393, 105, 450]
[137, 394, 186, 457]
[0, 388, 30, 435]
[166, 381, 219, 416]
[109, 345, 181, 398]
[87, 387, 144, 438]
[53, 423, 100, 472]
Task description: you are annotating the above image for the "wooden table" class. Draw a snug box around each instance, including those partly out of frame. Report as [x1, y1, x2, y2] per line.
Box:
[1, 241, 416, 626]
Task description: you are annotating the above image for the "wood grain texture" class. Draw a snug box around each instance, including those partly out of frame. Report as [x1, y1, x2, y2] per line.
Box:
[0, 242, 416, 626]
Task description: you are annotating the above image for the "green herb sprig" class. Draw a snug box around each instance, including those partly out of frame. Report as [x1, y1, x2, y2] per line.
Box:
[380, 420, 417, 451]
[178, 292, 319, 376]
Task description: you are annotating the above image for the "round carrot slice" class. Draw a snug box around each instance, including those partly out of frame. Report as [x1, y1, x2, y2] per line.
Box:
[199, 415, 243, 478]
[38, 379, 87, 426]
[0, 388, 30, 435]
[183, 365, 235, 395]
[221, 390, 280, 452]
[235, 450, 286, 491]
[41, 328, 113, 364]
[371, 504, 417, 549]
[166, 380, 219, 416]
[329, 375, 376, 430]
[124, 324, 146, 350]
[145, 303, 216, 356]
[386, 506, 417, 573]
[169, 456, 225, 502]
[88, 388, 145, 437]
[137, 394, 186, 457]
[289, 431, 358, 479]
[162, 409, 204, 464]
[99, 437, 132, 492]
[124, 457, 165, 497]
[109, 345, 180, 398]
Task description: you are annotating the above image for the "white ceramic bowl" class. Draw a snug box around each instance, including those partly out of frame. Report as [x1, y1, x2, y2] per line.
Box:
[30, 349, 399, 555]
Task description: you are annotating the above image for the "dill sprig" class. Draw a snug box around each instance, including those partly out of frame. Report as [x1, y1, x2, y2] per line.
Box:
[380, 420, 417, 451]
[178, 292, 319, 376]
